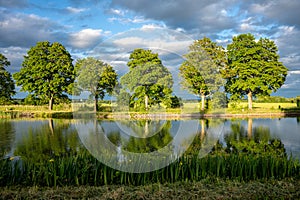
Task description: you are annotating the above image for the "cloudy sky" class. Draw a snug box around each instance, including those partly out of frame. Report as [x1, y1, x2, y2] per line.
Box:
[1, 0, 300, 98]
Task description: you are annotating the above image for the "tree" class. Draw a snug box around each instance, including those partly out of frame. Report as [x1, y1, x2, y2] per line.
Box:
[120, 49, 173, 110]
[13, 41, 75, 110]
[127, 48, 162, 70]
[0, 54, 15, 103]
[224, 33, 288, 110]
[179, 37, 226, 111]
[75, 57, 118, 112]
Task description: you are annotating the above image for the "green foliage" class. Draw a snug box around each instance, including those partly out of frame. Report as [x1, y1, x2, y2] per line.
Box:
[169, 96, 183, 108]
[13, 41, 75, 110]
[120, 49, 173, 110]
[210, 91, 228, 109]
[24, 94, 46, 105]
[224, 33, 288, 109]
[179, 37, 226, 110]
[116, 90, 131, 107]
[75, 57, 118, 112]
[0, 54, 15, 101]
[127, 48, 162, 70]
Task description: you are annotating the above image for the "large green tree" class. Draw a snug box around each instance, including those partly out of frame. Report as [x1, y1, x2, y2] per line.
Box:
[120, 49, 173, 110]
[127, 48, 162, 70]
[224, 33, 288, 110]
[179, 37, 226, 111]
[0, 54, 15, 103]
[75, 57, 118, 112]
[13, 41, 75, 110]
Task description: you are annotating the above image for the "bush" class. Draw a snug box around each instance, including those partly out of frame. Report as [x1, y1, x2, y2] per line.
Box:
[168, 96, 183, 108]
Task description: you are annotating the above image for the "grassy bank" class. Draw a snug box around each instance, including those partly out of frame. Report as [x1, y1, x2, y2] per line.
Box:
[1, 178, 299, 199]
[1, 101, 300, 119]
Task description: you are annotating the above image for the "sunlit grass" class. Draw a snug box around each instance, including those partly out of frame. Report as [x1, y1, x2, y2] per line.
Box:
[0, 101, 299, 119]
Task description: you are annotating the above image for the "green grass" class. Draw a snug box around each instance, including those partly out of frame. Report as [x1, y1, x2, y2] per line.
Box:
[1, 101, 299, 119]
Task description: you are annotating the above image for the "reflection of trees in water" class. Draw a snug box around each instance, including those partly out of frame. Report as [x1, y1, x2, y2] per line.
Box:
[106, 120, 173, 153]
[185, 118, 224, 156]
[14, 119, 82, 161]
[219, 119, 286, 157]
[0, 120, 15, 157]
[116, 120, 166, 138]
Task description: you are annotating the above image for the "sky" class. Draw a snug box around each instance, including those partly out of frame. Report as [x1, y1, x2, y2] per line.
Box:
[0, 0, 300, 98]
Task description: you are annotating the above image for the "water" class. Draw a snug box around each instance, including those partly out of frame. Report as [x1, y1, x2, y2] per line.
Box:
[1, 117, 300, 164]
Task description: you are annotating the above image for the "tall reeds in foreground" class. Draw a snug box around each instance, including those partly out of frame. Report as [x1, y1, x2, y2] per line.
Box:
[0, 151, 299, 187]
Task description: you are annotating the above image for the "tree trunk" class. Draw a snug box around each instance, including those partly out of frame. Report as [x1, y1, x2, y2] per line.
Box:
[94, 95, 98, 112]
[247, 118, 252, 139]
[48, 96, 54, 111]
[201, 94, 205, 111]
[145, 95, 149, 110]
[247, 91, 253, 110]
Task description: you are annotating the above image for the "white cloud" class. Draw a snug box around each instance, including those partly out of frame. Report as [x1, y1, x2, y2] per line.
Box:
[69, 29, 104, 49]
[289, 70, 300, 75]
[66, 6, 88, 14]
[0, 12, 62, 47]
[109, 8, 125, 16]
[141, 24, 166, 31]
[108, 16, 147, 24]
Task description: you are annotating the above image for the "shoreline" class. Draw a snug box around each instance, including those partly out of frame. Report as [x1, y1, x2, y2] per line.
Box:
[1, 110, 300, 119]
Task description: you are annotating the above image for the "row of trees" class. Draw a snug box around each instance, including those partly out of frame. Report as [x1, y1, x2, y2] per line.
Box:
[180, 33, 288, 110]
[0, 33, 288, 111]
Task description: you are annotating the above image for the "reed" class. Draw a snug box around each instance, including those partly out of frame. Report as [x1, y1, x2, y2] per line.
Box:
[0, 151, 299, 187]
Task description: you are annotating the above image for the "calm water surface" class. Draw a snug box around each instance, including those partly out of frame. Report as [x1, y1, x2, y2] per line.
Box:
[1, 117, 300, 162]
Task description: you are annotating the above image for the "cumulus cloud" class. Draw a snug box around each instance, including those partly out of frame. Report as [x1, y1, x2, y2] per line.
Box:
[89, 27, 193, 78]
[250, 0, 300, 28]
[110, 0, 238, 33]
[0, 47, 27, 73]
[69, 29, 104, 49]
[0, 11, 64, 48]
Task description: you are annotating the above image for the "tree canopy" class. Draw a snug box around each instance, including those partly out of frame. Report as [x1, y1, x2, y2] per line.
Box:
[127, 48, 162, 70]
[13, 41, 75, 110]
[0, 53, 15, 103]
[75, 57, 118, 112]
[179, 37, 226, 111]
[120, 49, 173, 110]
[224, 33, 288, 109]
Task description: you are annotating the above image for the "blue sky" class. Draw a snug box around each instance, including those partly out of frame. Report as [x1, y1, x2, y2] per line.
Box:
[1, 0, 300, 98]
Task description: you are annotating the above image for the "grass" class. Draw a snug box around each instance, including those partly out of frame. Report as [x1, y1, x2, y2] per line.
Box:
[1, 178, 299, 199]
[1, 101, 299, 119]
